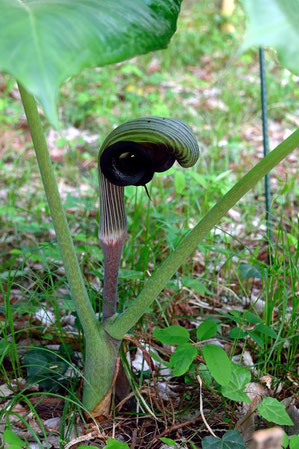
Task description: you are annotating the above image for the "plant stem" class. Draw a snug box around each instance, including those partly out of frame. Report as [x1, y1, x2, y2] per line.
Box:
[105, 128, 299, 339]
[83, 327, 121, 413]
[18, 83, 98, 338]
[100, 238, 126, 320]
[98, 174, 127, 320]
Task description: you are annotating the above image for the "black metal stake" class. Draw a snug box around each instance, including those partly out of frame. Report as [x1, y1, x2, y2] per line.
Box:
[259, 47, 273, 243]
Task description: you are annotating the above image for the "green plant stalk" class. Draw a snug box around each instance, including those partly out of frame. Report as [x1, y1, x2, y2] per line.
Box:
[104, 128, 299, 340]
[83, 327, 121, 413]
[18, 84, 119, 412]
[18, 83, 98, 338]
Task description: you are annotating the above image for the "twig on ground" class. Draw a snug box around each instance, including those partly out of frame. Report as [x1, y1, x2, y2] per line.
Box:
[64, 427, 105, 449]
[197, 374, 218, 438]
[153, 415, 203, 447]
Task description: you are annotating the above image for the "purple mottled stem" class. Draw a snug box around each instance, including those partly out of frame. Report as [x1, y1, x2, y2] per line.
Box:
[100, 237, 126, 320]
[99, 174, 127, 321]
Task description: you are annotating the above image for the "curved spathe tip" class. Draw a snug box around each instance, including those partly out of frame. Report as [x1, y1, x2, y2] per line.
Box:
[98, 117, 199, 187]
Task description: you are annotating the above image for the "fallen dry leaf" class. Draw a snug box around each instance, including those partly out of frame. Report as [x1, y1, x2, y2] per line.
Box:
[252, 427, 283, 449]
[236, 382, 269, 443]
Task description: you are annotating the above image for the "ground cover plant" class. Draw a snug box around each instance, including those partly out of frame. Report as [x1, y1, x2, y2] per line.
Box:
[0, 0, 298, 448]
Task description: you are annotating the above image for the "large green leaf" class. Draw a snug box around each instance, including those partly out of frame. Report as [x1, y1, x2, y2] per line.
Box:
[242, 0, 299, 75]
[0, 0, 181, 127]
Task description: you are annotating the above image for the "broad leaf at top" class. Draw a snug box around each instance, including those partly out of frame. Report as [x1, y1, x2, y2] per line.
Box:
[242, 0, 299, 75]
[0, 0, 181, 127]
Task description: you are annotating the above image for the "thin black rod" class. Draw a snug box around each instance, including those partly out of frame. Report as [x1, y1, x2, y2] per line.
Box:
[259, 47, 273, 242]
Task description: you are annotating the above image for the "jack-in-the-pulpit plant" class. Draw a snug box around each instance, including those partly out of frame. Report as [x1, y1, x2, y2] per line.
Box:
[82, 117, 200, 416]
[18, 84, 299, 418]
[98, 117, 199, 320]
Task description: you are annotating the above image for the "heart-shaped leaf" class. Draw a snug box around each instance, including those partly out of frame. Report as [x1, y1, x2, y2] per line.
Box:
[202, 430, 246, 449]
[169, 343, 197, 376]
[239, 263, 262, 279]
[221, 363, 251, 403]
[153, 325, 190, 345]
[241, 0, 299, 75]
[103, 439, 130, 449]
[23, 347, 69, 390]
[258, 397, 294, 426]
[0, 0, 181, 127]
[196, 321, 218, 341]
